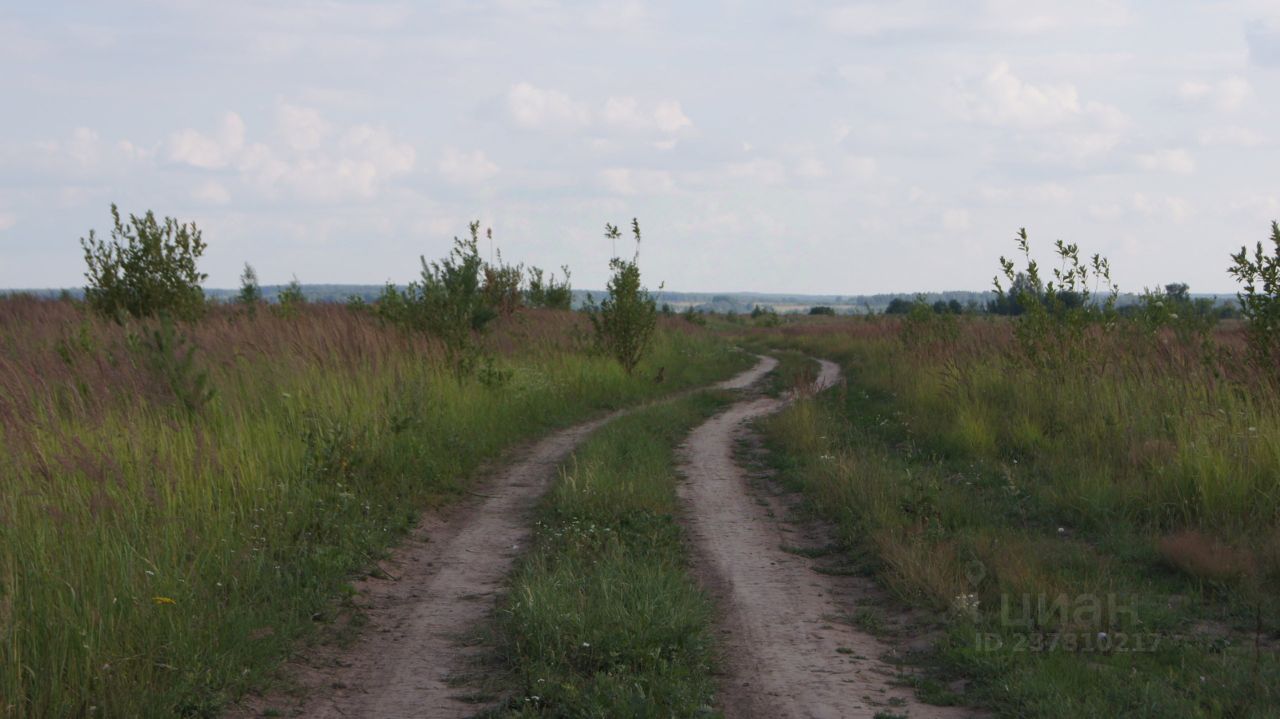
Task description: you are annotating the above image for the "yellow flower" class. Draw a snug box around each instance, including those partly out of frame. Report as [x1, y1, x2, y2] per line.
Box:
[152, 596, 176, 605]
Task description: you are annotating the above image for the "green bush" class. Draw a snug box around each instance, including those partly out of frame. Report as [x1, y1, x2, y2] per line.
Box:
[526, 265, 573, 310]
[1228, 221, 1280, 367]
[586, 220, 658, 375]
[80, 204, 208, 321]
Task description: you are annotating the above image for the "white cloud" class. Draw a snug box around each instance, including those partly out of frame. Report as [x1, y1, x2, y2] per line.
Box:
[1246, 18, 1280, 67]
[795, 158, 829, 179]
[1176, 77, 1252, 112]
[824, 0, 1130, 37]
[960, 63, 1081, 127]
[942, 208, 972, 230]
[508, 82, 591, 129]
[979, 183, 1072, 204]
[599, 167, 675, 195]
[602, 96, 693, 133]
[438, 147, 499, 185]
[277, 103, 332, 152]
[192, 180, 231, 205]
[0, 211, 15, 231]
[842, 155, 879, 180]
[1132, 193, 1191, 222]
[1135, 148, 1195, 175]
[168, 113, 246, 169]
[1199, 126, 1268, 147]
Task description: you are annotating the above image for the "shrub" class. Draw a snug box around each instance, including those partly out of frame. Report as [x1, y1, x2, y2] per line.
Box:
[994, 228, 1117, 365]
[809, 305, 836, 316]
[586, 220, 658, 375]
[276, 276, 307, 316]
[373, 223, 496, 374]
[80, 204, 207, 321]
[527, 265, 573, 310]
[482, 228, 525, 317]
[1228, 221, 1280, 367]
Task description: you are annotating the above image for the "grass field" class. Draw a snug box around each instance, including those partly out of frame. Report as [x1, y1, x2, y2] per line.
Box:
[0, 296, 744, 717]
[740, 315, 1280, 717]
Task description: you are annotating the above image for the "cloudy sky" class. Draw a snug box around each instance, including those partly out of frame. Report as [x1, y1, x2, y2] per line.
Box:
[1, 1, 1278, 294]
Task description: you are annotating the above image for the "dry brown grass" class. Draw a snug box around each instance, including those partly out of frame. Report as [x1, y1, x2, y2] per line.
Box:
[1158, 530, 1259, 583]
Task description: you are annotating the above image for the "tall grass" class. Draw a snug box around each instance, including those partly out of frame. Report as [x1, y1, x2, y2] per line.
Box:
[743, 315, 1280, 717]
[0, 296, 744, 717]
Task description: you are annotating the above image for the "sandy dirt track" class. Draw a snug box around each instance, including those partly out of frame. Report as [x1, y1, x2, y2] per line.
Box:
[678, 358, 972, 719]
[234, 357, 774, 719]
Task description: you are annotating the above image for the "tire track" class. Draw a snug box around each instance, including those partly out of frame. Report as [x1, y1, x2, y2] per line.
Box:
[678, 357, 972, 719]
[233, 357, 774, 719]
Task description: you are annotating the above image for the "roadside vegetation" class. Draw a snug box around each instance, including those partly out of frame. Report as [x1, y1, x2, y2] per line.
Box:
[490, 392, 732, 717]
[739, 225, 1280, 717]
[0, 208, 741, 716]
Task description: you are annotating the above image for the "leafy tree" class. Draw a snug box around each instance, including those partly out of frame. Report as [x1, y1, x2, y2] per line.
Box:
[237, 263, 262, 311]
[81, 204, 207, 321]
[586, 219, 658, 375]
[885, 297, 914, 315]
[809, 305, 836, 315]
[1228, 221, 1280, 367]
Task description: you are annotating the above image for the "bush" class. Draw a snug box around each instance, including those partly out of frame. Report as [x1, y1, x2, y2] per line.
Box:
[586, 220, 658, 375]
[1228, 221, 1280, 367]
[808, 305, 835, 315]
[373, 222, 496, 374]
[994, 228, 1117, 365]
[275, 276, 307, 316]
[80, 204, 207, 321]
[527, 265, 573, 310]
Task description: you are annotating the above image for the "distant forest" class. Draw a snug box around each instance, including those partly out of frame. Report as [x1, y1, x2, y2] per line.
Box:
[6, 285, 1240, 315]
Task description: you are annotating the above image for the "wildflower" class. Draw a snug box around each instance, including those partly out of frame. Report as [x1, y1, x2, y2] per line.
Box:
[581, 642, 591, 647]
[152, 596, 176, 605]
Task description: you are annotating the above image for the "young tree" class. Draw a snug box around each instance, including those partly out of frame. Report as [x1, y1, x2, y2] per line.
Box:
[1228, 221, 1280, 367]
[586, 219, 658, 375]
[81, 204, 207, 320]
[277, 276, 307, 311]
[237, 263, 262, 311]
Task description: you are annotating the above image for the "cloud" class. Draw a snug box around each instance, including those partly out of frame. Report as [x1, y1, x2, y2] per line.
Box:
[0, 211, 15, 231]
[438, 147, 499, 185]
[599, 97, 692, 133]
[192, 180, 231, 205]
[942, 208, 972, 231]
[508, 82, 591, 129]
[1131, 193, 1191, 222]
[167, 113, 246, 169]
[1135, 148, 1195, 175]
[1246, 18, 1280, 67]
[1198, 126, 1268, 147]
[960, 63, 1081, 127]
[599, 167, 675, 195]
[824, 0, 1130, 37]
[1176, 77, 1252, 112]
[277, 103, 332, 152]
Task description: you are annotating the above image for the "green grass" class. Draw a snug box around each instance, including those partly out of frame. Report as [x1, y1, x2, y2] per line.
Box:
[0, 300, 749, 717]
[490, 392, 730, 718]
[742, 316, 1280, 717]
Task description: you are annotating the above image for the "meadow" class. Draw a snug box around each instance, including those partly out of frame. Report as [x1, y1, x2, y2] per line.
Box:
[739, 312, 1280, 717]
[0, 295, 743, 717]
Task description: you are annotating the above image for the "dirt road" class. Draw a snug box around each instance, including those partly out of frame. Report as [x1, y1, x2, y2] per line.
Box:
[236, 357, 775, 719]
[678, 358, 970, 719]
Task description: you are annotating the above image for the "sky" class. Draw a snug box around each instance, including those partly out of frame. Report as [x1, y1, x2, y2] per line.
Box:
[1, 1, 1278, 294]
